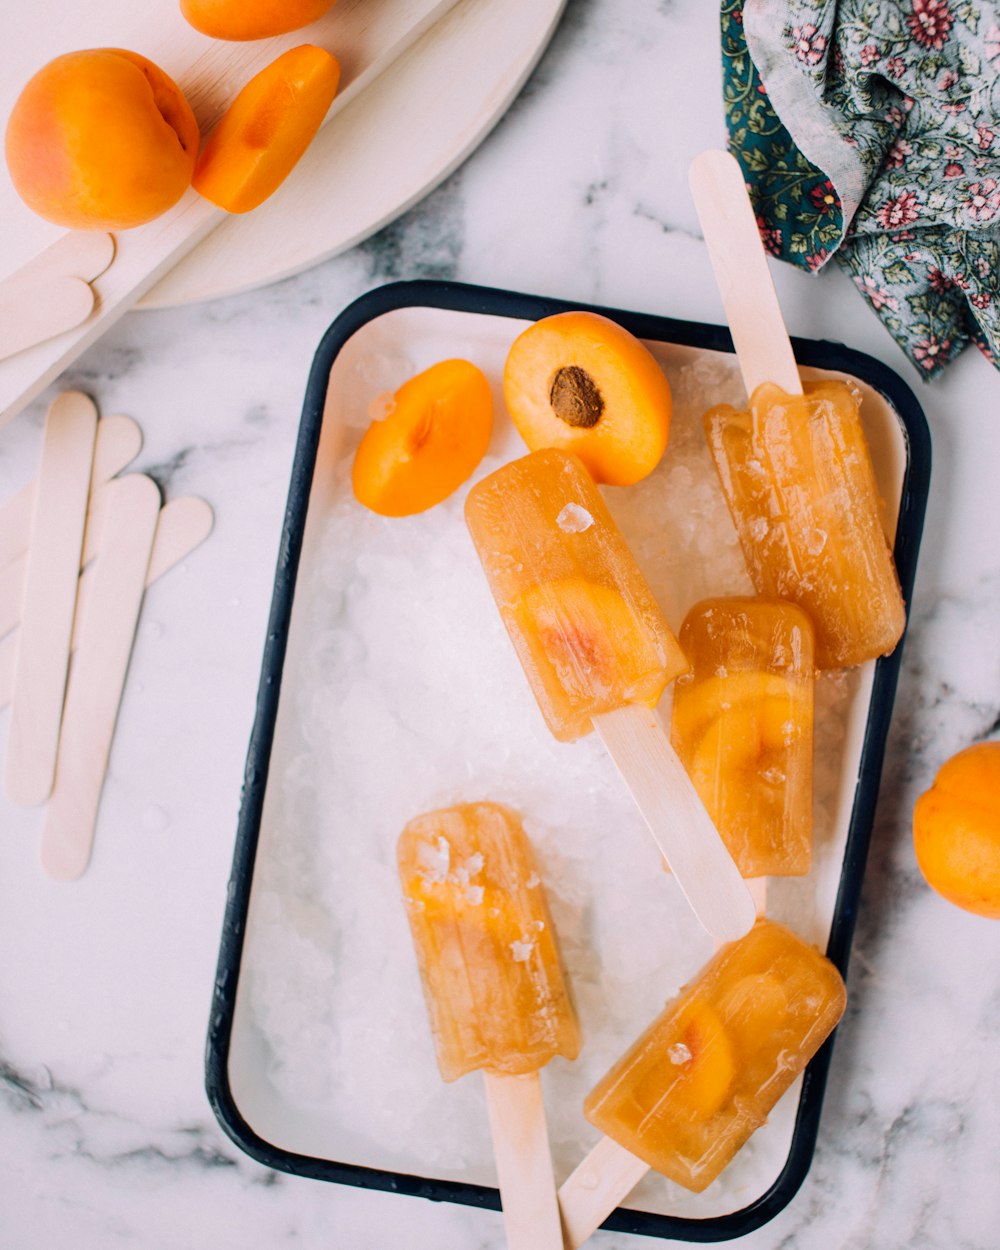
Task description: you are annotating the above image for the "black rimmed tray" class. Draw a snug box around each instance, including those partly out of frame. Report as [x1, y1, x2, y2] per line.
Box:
[206, 279, 930, 1242]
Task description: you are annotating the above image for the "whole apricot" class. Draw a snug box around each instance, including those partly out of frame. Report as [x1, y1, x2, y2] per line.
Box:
[5, 49, 199, 230]
[913, 742, 1000, 919]
[352, 359, 493, 517]
[503, 311, 672, 486]
[181, 0, 336, 40]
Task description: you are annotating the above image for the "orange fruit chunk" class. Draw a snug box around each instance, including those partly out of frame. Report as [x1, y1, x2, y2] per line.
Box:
[192, 45, 340, 214]
[181, 0, 336, 40]
[503, 311, 672, 486]
[913, 742, 1000, 919]
[352, 359, 492, 516]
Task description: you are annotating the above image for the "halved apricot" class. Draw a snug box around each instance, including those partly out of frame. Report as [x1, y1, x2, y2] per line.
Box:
[181, 0, 336, 40]
[502, 311, 672, 486]
[352, 359, 493, 517]
[192, 45, 339, 214]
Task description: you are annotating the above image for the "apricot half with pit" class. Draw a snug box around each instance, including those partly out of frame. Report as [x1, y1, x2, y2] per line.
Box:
[5, 49, 199, 230]
[352, 359, 493, 517]
[503, 311, 672, 486]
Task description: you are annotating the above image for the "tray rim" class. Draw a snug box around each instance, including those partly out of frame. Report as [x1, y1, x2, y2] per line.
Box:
[204, 278, 932, 1242]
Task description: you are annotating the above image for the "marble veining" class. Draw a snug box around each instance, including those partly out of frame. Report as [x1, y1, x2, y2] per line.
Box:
[1, 1, 999, 1247]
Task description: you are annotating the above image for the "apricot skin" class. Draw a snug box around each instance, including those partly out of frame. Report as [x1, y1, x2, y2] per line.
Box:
[5, 49, 199, 231]
[913, 742, 1000, 919]
[181, 0, 336, 40]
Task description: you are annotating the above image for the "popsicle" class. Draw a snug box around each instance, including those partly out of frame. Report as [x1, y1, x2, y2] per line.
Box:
[465, 448, 756, 944]
[670, 597, 815, 878]
[398, 802, 580, 1250]
[689, 149, 906, 670]
[558, 919, 847, 1246]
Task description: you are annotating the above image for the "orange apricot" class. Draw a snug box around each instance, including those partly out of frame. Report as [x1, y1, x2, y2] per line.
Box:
[180, 0, 336, 40]
[913, 742, 1000, 919]
[352, 359, 493, 517]
[5, 49, 199, 230]
[192, 45, 339, 214]
[502, 311, 672, 486]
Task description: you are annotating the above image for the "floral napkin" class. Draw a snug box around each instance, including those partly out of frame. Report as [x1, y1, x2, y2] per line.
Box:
[722, 0, 1000, 378]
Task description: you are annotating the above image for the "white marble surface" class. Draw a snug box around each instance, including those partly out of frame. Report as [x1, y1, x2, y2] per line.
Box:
[1, 2, 999, 1248]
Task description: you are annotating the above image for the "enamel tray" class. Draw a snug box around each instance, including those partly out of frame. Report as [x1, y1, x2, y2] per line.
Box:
[206, 281, 930, 1241]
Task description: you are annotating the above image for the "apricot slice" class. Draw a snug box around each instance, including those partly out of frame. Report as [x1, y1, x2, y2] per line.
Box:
[503, 311, 672, 486]
[5, 49, 199, 230]
[511, 576, 673, 738]
[913, 742, 1000, 919]
[192, 45, 340, 214]
[181, 0, 336, 40]
[631, 999, 734, 1122]
[351, 359, 493, 517]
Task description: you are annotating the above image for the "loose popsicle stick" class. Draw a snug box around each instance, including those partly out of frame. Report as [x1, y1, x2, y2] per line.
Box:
[4, 391, 97, 807]
[558, 1134, 649, 1250]
[0, 0, 461, 430]
[688, 149, 802, 397]
[6, 231, 116, 287]
[40, 474, 161, 881]
[593, 705, 756, 944]
[483, 1072, 563, 1250]
[0, 413, 143, 630]
[0, 276, 94, 362]
[0, 495, 213, 710]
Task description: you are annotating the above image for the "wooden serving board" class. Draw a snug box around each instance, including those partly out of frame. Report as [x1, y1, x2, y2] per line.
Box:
[1, 0, 566, 424]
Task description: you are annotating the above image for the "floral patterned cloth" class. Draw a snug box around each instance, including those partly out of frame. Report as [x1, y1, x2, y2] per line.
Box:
[722, 0, 1000, 378]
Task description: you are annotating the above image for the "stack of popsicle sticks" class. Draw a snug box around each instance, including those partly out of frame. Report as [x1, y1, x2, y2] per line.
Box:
[0, 0, 461, 430]
[555, 149, 805, 1248]
[0, 390, 213, 879]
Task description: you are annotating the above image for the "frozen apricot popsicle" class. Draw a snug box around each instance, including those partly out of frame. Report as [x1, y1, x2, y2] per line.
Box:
[558, 920, 846, 1245]
[670, 597, 814, 877]
[465, 449, 756, 944]
[704, 380, 906, 669]
[399, 802, 578, 1250]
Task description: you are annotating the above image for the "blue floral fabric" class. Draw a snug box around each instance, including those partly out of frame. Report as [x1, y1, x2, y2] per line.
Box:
[722, 0, 1000, 378]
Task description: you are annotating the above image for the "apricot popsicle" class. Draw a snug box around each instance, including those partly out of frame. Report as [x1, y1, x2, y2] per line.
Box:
[465, 448, 756, 943]
[558, 920, 846, 1244]
[670, 597, 814, 877]
[399, 802, 579, 1250]
[705, 380, 906, 669]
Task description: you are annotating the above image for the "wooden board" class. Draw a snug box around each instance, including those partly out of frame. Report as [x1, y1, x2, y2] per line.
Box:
[1, 0, 566, 314]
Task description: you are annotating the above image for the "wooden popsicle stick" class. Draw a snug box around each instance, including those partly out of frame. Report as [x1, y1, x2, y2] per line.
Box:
[593, 705, 756, 943]
[688, 149, 802, 397]
[0, 277, 95, 362]
[0, 494, 212, 710]
[0, 0, 461, 430]
[7, 231, 116, 287]
[4, 392, 97, 806]
[40, 474, 161, 881]
[0, 413, 142, 631]
[483, 1071, 563, 1250]
[558, 1134, 649, 1250]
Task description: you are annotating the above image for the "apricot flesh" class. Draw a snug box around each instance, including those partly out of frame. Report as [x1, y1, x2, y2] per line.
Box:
[181, 0, 336, 40]
[503, 311, 672, 486]
[5, 49, 199, 230]
[352, 359, 493, 517]
[913, 742, 1000, 919]
[192, 45, 340, 214]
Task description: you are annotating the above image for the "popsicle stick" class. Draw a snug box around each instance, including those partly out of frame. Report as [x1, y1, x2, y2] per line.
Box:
[483, 1071, 563, 1250]
[688, 149, 802, 397]
[0, 0, 461, 430]
[558, 1134, 649, 1250]
[0, 277, 95, 362]
[0, 494, 212, 710]
[593, 705, 756, 943]
[40, 474, 161, 881]
[7, 231, 116, 286]
[4, 391, 97, 806]
[0, 413, 143, 631]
